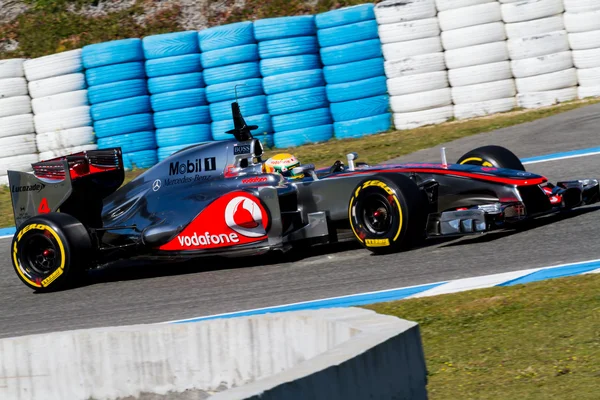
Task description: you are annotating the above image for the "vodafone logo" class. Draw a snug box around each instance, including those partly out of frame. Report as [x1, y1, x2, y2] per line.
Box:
[225, 196, 266, 238]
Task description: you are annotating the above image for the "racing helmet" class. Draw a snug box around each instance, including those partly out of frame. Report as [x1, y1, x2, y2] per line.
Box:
[264, 153, 304, 179]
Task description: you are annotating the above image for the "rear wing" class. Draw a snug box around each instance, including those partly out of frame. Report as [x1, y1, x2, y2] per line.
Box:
[8, 148, 124, 228]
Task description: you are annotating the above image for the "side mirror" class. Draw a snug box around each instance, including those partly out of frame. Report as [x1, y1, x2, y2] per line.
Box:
[346, 153, 359, 171]
[292, 163, 318, 180]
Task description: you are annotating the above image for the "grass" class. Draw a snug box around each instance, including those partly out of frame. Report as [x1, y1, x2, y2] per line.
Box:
[1, 98, 600, 229]
[364, 273, 600, 399]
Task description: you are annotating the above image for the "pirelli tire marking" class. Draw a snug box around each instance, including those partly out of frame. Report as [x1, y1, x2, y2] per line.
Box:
[460, 157, 494, 167]
[349, 179, 404, 248]
[13, 223, 66, 288]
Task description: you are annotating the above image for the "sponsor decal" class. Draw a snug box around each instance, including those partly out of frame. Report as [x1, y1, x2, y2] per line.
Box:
[241, 176, 268, 184]
[152, 179, 161, 192]
[362, 180, 394, 195]
[234, 145, 251, 155]
[365, 238, 390, 247]
[159, 191, 269, 251]
[41, 267, 63, 287]
[11, 183, 45, 193]
[169, 157, 217, 176]
[164, 175, 211, 187]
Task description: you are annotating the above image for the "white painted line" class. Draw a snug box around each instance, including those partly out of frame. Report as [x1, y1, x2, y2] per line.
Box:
[522, 151, 600, 165]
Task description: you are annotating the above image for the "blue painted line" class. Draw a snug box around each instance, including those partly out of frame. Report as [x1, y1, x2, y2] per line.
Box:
[498, 260, 600, 286]
[171, 281, 447, 324]
[0, 227, 15, 238]
[521, 147, 600, 164]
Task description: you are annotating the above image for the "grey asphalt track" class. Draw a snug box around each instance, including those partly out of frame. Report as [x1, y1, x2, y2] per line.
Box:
[1, 104, 600, 339]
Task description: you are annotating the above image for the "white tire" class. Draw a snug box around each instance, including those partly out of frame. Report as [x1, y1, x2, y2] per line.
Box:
[31, 90, 89, 115]
[505, 15, 565, 39]
[516, 87, 577, 109]
[563, 0, 600, 14]
[0, 59, 25, 79]
[0, 96, 31, 118]
[578, 85, 600, 99]
[564, 11, 600, 34]
[0, 114, 34, 139]
[33, 106, 91, 134]
[573, 49, 600, 69]
[0, 77, 28, 99]
[382, 36, 443, 61]
[28, 73, 86, 99]
[515, 68, 577, 93]
[435, 0, 494, 12]
[393, 105, 454, 130]
[0, 154, 38, 174]
[375, 0, 436, 24]
[438, 3, 501, 32]
[390, 88, 452, 113]
[501, 0, 563, 24]
[39, 145, 98, 162]
[445, 41, 509, 69]
[23, 49, 83, 82]
[507, 30, 569, 60]
[451, 79, 516, 104]
[454, 97, 516, 120]
[510, 51, 573, 78]
[568, 30, 600, 51]
[384, 53, 446, 78]
[448, 61, 512, 87]
[577, 67, 600, 87]
[378, 18, 440, 44]
[441, 22, 506, 51]
[0, 134, 37, 158]
[387, 71, 448, 96]
[35, 127, 96, 152]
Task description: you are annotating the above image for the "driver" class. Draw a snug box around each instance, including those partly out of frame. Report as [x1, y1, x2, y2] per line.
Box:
[263, 153, 304, 179]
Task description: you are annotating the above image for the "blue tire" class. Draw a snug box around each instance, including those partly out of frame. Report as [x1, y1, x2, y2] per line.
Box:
[142, 31, 199, 59]
[156, 124, 212, 147]
[260, 54, 321, 77]
[91, 95, 151, 121]
[323, 57, 384, 85]
[82, 38, 144, 69]
[148, 72, 205, 95]
[254, 16, 316, 41]
[330, 94, 389, 122]
[85, 62, 145, 86]
[200, 44, 259, 69]
[273, 124, 333, 148]
[334, 113, 391, 139]
[272, 107, 332, 132]
[122, 150, 158, 170]
[87, 79, 148, 104]
[97, 130, 156, 153]
[209, 95, 267, 122]
[211, 113, 272, 141]
[326, 76, 387, 103]
[199, 21, 256, 52]
[145, 54, 202, 78]
[317, 20, 379, 48]
[315, 4, 375, 29]
[263, 69, 324, 95]
[258, 36, 319, 59]
[154, 106, 211, 129]
[94, 113, 154, 138]
[150, 88, 207, 112]
[267, 87, 328, 116]
[320, 39, 382, 66]
[203, 62, 261, 86]
[205, 78, 263, 103]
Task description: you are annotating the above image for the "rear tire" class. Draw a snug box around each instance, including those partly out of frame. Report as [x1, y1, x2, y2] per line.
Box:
[11, 213, 93, 292]
[349, 175, 427, 255]
[457, 145, 525, 171]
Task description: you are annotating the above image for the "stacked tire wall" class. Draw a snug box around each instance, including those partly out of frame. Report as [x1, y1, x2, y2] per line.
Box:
[3, 0, 600, 181]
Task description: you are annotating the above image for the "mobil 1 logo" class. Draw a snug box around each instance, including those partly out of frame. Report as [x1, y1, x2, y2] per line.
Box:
[169, 157, 217, 176]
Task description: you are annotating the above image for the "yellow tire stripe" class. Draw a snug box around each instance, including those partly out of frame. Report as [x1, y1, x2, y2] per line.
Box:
[460, 157, 494, 167]
[348, 196, 363, 243]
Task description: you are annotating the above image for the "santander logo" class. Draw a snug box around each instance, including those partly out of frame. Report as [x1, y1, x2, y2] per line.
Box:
[225, 196, 266, 238]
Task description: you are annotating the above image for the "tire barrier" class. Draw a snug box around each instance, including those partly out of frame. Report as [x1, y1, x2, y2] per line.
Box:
[143, 31, 209, 162]
[318, 4, 391, 139]
[257, 15, 333, 148]
[83, 38, 156, 170]
[0, 59, 36, 182]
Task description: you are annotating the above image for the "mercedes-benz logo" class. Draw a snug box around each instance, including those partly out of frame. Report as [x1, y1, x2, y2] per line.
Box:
[152, 179, 161, 192]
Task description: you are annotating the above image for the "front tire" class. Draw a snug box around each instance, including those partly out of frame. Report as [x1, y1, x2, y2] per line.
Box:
[457, 145, 525, 171]
[11, 213, 93, 292]
[349, 175, 427, 255]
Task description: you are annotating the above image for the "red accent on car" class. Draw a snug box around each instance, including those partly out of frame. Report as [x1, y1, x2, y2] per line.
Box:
[38, 198, 50, 214]
[32, 149, 122, 181]
[233, 202, 260, 229]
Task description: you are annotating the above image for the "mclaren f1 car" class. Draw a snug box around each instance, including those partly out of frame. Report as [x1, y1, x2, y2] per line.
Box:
[7, 102, 600, 291]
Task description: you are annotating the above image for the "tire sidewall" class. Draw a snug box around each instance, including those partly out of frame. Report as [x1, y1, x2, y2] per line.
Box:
[457, 145, 525, 171]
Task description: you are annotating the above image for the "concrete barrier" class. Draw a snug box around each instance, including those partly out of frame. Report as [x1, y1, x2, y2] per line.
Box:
[0, 307, 427, 400]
